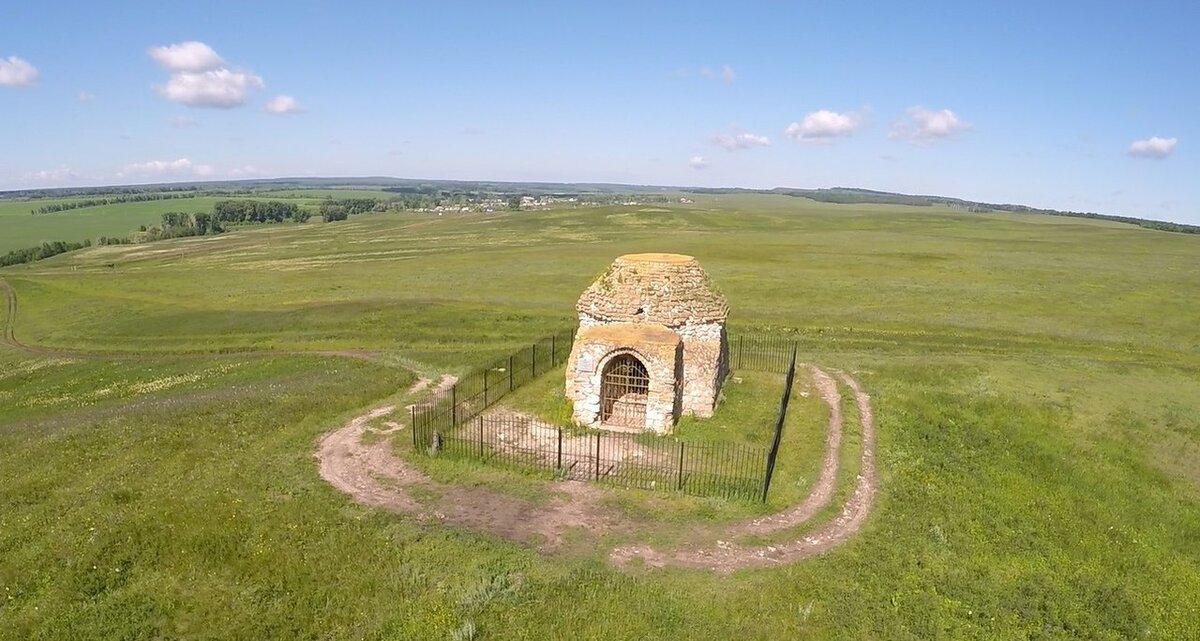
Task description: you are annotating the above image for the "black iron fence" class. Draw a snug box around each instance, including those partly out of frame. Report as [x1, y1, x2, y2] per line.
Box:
[412, 328, 576, 445]
[730, 333, 803, 373]
[412, 329, 806, 501]
[435, 413, 767, 500]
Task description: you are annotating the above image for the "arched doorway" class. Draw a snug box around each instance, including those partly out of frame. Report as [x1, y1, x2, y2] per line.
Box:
[600, 353, 649, 427]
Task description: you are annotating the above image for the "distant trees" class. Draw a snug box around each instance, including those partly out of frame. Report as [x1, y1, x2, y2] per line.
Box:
[320, 202, 349, 222]
[318, 198, 381, 222]
[31, 192, 198, 215]
[136, 212, 214, 241]
[335, 198, 382, 215]
[211, 200, 303, 224]
[135, 201, 311, 241]
[0, 240, 92, 267]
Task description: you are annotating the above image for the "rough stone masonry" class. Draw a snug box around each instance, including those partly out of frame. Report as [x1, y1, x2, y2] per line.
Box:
[565, 253, 729, 433]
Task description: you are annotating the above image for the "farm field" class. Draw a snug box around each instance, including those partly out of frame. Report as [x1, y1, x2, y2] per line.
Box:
[0, 189, 397, 253]
[2, 193, 1199, 639]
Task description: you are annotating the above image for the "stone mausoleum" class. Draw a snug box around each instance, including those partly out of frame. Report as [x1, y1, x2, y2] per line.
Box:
[564, 253, 729, 433]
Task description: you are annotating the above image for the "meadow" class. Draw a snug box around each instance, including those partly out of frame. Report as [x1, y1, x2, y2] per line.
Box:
[2, 193, 1199, 639]
[0, 189, 397, 253]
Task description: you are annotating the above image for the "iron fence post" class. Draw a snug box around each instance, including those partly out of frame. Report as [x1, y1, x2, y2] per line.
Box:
[594, 432, 601, 481]
[551, 334, 556, 363]
[761, 347, 798, 502]
[676, 441, 685, 491]
[508, 356, 514, 392]
[738, 335, 744, 370]
[411, 405, 417, 448]
[531, 342, 537, 377]
[479, 415, 484, 458]
[556, 426, 563, 470]
[483, 368, 489, 406]
[451, 384, 457, 425]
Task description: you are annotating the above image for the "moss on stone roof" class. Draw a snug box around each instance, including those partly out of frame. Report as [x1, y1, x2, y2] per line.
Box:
[577, 253, 728, 325]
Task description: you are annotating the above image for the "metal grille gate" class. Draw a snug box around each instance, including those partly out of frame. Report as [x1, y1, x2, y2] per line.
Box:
[600, 353, 649, 427]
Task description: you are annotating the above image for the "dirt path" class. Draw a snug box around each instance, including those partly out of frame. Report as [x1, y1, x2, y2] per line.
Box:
[608, 369, 878, 573]
[315, 367, 879, 573]
[740, 365, 843, 534]
[315, 404, 627, 550]
[1, 277, 27, 351]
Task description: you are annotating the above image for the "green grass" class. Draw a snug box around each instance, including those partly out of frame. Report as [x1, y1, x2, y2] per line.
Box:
[2, 193, 1199, 638]
[0, 189, 400, 253]
[497, 366, 829, 515]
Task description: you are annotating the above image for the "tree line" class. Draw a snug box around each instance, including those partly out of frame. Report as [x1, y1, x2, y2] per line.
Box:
[1, 200, 312, 268]
[1, 240, 92, 267]
[212, 200, 309, 224]
[31, 192, 199, 215]
[319, 198, 383, 221]
[141, 201, 311, 240]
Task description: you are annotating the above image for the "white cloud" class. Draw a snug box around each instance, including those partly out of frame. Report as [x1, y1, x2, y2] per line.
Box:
[120, 158, 211, 177]
[148, 41, 264, 108]
[890, 106, 970, 142]
[169, 116, 198, 128]
[77, 91, 96, 102]
[688, 155, 709, 169]
[22, 166, 77, 182]
[710, 131, 770, 151]
[264, 94, 303, 114]
[684, 64, 735, 83]
[785, 109, 863, 142]
[155, 68, 264, 108]
[228, 165, 266, 177]
[1127, 136, 1177, 159]
[0, 56, 39, 86]
[147, 41, 224, 72]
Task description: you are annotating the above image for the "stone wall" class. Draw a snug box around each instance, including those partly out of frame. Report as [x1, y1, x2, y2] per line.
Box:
[578, 313, 727, 419]
[568, 253, 729, 432]
[565, 324, 682, 434]
[677, 323, 728, 417]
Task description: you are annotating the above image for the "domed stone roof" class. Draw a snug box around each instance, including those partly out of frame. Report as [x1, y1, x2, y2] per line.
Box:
[576, 253, 728, 326]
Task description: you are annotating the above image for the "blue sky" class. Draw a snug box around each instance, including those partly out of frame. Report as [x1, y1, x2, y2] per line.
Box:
[1, 1, 1197, 222]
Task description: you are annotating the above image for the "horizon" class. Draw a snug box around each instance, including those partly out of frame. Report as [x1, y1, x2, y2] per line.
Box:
[2, 1, 1197, 223]
[2, 175, 1195, 229]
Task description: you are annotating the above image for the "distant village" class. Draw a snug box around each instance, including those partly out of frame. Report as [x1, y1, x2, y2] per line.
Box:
[392, 192, 680, 214]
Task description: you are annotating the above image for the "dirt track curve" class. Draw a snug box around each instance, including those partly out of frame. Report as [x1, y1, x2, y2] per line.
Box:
[315, 365, 878, 573]
[608, 370, 877, 572]
[316, 406, 628, 549]
[1, 277, 23, 350]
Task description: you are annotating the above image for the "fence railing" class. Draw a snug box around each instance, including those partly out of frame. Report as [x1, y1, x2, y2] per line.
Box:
[413, 329, 808, 501]
[435, 413, 767, 500]
[413, 328, 575, 448]
[730, 333, 803, 373]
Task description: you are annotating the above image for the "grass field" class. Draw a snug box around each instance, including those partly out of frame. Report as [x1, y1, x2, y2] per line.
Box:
[0, 189, 399, 253]
[2, 193, 1199, 639]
